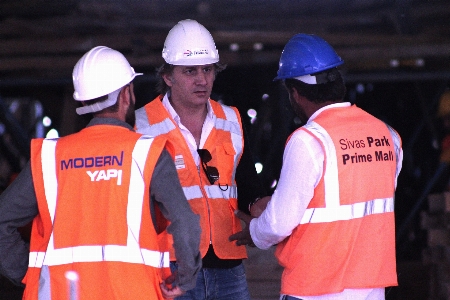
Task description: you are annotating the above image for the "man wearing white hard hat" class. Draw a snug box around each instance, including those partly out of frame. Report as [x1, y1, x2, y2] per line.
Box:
[135, 20, 266, 300]
[0, 46, 201, 299]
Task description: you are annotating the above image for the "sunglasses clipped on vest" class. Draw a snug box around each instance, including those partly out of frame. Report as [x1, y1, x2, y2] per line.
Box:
[197, 148, 228, 191]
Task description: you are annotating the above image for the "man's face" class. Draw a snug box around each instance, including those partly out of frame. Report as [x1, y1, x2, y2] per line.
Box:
[163, 64, 215, 108]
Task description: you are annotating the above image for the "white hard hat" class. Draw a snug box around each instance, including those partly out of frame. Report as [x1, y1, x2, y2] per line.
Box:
[162, 19, 219, 66]
[72, 46, 142, 102]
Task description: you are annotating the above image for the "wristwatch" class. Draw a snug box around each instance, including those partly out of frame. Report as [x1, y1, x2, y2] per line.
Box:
[248, 197, 261, 212]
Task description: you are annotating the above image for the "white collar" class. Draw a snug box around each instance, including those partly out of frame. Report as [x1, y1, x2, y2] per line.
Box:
[308, 102, 351, 123]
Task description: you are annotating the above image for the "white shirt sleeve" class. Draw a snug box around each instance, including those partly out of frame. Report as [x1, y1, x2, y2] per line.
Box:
[250, 129, 324, 249]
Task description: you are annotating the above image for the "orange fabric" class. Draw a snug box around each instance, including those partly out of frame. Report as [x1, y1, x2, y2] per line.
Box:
[24, 125, 170, 300]
[141, 97, 247, 259]
[275, 105, 399, 296]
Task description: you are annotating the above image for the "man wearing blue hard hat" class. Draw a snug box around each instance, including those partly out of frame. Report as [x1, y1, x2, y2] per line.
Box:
[230, 34, 403, 299]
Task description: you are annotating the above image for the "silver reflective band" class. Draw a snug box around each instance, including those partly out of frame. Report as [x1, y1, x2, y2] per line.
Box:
[204, 185, 237, 199]
[29, 245, 169, 268]
[182, 185, 237, 200]
[301, 197, 394, 224]
[183, 185, 204, 200]
[30, 136, 169, 269]
[135, 107, 176, 137]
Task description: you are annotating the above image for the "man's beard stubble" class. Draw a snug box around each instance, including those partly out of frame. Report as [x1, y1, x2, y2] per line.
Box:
[125, 92, 136, 127]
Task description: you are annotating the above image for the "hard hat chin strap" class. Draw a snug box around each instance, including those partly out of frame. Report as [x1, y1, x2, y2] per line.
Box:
[76, 87, 122, 115]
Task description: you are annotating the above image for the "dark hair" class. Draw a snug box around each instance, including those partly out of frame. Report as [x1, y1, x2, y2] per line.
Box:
[283, 68, 346, 104]
[155, 62, 227, 95]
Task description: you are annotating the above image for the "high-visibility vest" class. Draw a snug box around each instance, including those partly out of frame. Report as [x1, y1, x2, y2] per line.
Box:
[275, 105, 401, 296]
[23, 125, 170, 300]
[135, 96, 247, 259]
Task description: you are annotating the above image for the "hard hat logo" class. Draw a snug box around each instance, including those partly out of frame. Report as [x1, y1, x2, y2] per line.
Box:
[183, 49, 210, 58]
[162, 19, 219, 66]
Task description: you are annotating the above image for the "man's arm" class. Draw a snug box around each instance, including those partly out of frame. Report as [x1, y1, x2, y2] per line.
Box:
[0, 162, 38, 286]
[150, 149, 201, 292]
[250, 130, 322, 249]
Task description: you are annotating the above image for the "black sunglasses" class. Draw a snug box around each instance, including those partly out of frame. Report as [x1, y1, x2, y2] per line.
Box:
[197, 149, 219, 184]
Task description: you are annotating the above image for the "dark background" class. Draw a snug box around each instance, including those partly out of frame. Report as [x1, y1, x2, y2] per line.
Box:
[1, 1, 450, 299]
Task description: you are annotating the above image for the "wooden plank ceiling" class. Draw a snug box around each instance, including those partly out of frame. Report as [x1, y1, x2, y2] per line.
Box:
[0, 0, 450, 81]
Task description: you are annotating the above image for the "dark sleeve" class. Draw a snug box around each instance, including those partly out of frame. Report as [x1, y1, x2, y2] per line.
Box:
[150, 149, 201, 292]
[236, 123, 268, 214]
[0, 161, 38, 287]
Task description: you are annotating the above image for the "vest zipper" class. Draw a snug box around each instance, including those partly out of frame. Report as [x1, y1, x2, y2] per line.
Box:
[197, 165, 213, 244]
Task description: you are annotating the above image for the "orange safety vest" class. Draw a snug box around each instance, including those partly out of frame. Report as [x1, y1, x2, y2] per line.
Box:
[275, 105, 401, 296]
[135, 96, 247, 259]
[23, 125, 171, 300]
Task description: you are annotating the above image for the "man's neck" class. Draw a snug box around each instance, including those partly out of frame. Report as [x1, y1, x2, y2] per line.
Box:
[169, 97, 208, 147]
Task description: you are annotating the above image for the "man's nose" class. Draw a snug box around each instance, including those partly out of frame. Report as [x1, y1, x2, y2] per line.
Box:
[195, 71, 207, 85]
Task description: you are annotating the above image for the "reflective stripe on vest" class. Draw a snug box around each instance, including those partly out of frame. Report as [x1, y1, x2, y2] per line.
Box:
[300, 121, 395, 224]
[136, 101, 242, 201]
[182, 185, 238, 200]
[135, 108, 176, 137]
[28, 137, 169, 269]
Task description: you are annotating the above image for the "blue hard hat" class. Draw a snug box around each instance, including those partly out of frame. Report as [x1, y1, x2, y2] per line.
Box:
[274, 34, 344, 81]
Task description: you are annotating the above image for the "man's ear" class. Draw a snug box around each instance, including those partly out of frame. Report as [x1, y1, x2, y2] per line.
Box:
[119, 85, 130, 106]
[290, 87, 300, 102]
[162, 74, 173, 87]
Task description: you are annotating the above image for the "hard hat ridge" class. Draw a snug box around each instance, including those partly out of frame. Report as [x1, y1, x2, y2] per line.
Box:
[72, 46, 142, 110]
[274, 34, 344, 82]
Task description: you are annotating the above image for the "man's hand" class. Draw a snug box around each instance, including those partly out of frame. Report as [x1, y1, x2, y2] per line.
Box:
[250, 196, 271, 217]
[229, 210, 255, 247]
[160, 272, 185, 299]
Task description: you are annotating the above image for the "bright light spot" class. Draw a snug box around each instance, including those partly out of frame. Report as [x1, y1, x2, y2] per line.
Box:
[255, 162, 263, 174]
[253, 43, 263, 51]
[247, 108, 257, 124]
[65, 271, 79, 282]
[46, 129, 59, 139]
[356, 83, 365, 94]
[42, 116, 52, 127]
[415, 58, 425, 67]
[271, 179, 278, 189]
[390, 59, 399, 68]
[247, 108, 257, 118]
[230, 43, 239, 52]
[262, 94, 269, 101]
[9, 100, 19, 113]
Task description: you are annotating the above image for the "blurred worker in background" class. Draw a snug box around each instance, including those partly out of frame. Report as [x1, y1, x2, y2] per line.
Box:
[135, 19, 266, 300]
[0, 46, 201, 299]
[438, 91, 450, 164]
[230, 34, 403, 299]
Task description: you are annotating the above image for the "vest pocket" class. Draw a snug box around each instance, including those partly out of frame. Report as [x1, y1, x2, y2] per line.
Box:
[214, 143, 236, 185]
